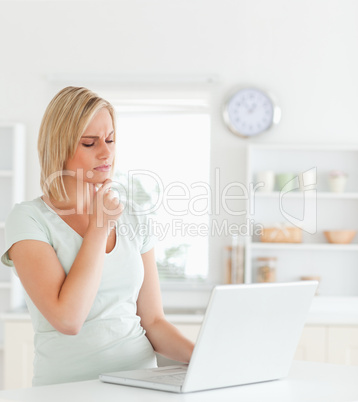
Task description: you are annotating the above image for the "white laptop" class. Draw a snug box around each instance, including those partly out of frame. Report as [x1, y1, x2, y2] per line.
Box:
[99, 281, 317, 393]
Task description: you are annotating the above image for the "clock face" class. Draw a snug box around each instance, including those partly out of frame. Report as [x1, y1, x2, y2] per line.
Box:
[224, 88, 278, 137]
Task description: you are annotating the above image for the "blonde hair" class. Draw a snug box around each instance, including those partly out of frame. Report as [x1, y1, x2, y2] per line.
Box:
[38, 86, 116, 201]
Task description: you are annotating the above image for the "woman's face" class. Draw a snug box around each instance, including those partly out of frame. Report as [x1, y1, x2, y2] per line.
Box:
[65, 108, 115, 185]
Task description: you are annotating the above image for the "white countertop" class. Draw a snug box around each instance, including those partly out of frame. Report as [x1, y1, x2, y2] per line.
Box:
[3, 296, 358, 325]
[0, 361, 357, 402]
[166, 296, 358, 325]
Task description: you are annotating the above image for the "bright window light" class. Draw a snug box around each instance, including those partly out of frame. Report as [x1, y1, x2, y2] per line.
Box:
[114, 104, 211, 281]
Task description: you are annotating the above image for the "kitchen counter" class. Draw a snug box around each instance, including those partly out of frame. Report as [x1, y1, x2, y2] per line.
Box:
[0, 361, 357, 402]
[305, 296, 358, 325]
[2, 296, 358, 325]
[2, 297, 358, 390]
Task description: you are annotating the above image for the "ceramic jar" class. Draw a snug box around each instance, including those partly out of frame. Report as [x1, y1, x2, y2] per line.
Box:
[329, 171, 348, 193]
[255, 171, 275, 192]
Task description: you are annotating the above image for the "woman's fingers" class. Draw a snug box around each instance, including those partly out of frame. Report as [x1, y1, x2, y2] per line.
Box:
[91, 180, 123, 231]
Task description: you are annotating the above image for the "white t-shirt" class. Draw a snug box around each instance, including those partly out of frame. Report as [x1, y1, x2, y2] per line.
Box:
[1, 197, 157, 386]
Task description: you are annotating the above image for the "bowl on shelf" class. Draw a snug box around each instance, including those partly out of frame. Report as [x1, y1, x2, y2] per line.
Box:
[323, 230, 357, 244]
[261, 226, 302, 243]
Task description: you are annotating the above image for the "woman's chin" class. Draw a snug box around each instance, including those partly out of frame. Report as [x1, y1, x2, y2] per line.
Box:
[86, 172, 112, 185]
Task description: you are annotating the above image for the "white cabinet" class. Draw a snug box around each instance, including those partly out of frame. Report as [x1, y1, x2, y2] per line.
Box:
[2, 318, 202, 389]
[176, 322, 358, 367]
[295, 325, 358, 366]
[3, 320, 34, 389]
[245, 144, 358, 297]
[327, 326, 358, 365]
[0, 123, 26, 382]
[294, 326, 327, 363]
[175, 322, 358, 367]
[2, 318, 358, 389]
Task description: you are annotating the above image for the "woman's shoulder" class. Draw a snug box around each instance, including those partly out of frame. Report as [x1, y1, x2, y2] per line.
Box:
[5, 197, 54, 236]
[2, 198, 52, 267]
[7, 197, 46, 222]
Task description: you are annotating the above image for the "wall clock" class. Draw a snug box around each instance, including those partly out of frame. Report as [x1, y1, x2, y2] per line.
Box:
[223, 87, 281, 138]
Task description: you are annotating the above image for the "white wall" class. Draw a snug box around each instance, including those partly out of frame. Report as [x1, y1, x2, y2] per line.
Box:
[1, 0, 358, 287]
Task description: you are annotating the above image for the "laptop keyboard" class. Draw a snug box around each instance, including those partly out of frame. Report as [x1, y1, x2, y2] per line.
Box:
[146, 372, 186, 385]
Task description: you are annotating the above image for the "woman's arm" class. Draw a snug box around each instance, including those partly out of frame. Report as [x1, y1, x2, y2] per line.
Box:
[137, 248, 195, 363]
[8, 182, 122, 335]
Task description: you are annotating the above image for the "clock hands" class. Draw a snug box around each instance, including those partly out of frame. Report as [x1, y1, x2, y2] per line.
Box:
[224, 87, 280, 137]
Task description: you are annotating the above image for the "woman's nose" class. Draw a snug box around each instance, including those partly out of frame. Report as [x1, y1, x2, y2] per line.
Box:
[98, 141, 112, 159]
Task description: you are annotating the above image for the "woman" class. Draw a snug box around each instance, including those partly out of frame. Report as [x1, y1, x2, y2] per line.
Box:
[1, 86, 194, 386]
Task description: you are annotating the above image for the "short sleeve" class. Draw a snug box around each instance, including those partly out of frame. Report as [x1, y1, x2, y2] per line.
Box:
[1, 203, 51, 268]
[125, 201, 157, 254]
[138, 212, 157, 254]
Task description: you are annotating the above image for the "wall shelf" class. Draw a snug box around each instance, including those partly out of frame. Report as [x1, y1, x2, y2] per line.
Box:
[254, 192, 358, 200]
[245, 144, 358, 297]
[0, 122, 26, 363]
[250, 243, 358, 251]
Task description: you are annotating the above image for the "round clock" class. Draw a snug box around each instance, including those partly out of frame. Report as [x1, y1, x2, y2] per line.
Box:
[223, 87, 281, 138]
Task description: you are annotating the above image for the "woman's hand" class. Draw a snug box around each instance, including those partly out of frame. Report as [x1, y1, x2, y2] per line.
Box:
[89, 179, 123, 234]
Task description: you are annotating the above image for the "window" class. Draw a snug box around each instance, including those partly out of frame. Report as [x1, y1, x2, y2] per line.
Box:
[112, 97, 211, 281]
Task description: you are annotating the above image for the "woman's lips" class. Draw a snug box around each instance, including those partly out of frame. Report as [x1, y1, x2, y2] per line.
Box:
[94, 164, 111, 172]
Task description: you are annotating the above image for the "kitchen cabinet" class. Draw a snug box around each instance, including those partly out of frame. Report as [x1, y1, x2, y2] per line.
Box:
[327, 326, 358, 365]
[294, 326, 326, 363]
[2, 317, 203, 390]
[2, 315, 358, 390]
[176, 322, 358, 366]
[245, 144, 358, 297]
[3, 320, 34, 390]
[168, 322, 358, 367]
[0, 123, 26, 386]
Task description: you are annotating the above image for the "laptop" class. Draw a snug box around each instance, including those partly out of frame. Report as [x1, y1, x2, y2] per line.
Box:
[99, 281, 317, 393]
